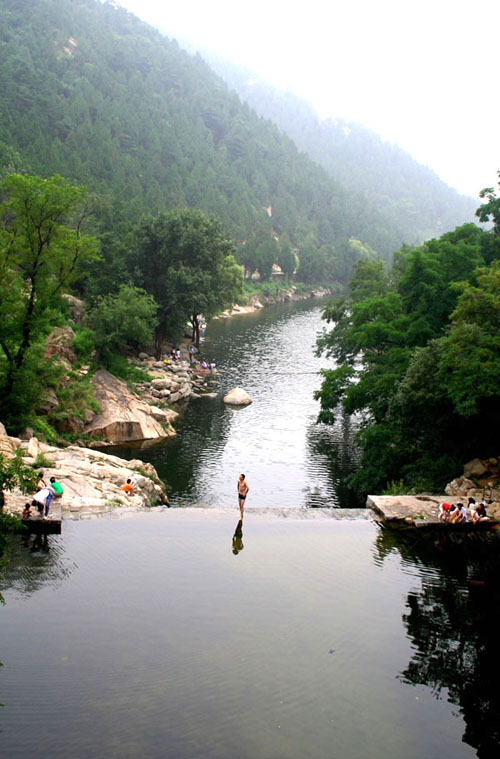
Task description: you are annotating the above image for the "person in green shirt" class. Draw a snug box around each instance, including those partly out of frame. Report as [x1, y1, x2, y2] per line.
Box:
[49, 477, 64, 498]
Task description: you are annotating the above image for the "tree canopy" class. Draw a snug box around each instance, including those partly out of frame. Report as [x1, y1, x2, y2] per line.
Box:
[0, 173, 97, 427]
[316, 206, 500, 495]
[132, 208, 243, 353]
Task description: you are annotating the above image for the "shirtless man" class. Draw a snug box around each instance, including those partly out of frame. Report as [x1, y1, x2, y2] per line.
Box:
[237, 473, 249, 519]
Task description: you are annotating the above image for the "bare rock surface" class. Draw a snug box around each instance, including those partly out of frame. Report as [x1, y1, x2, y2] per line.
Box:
[85, 369, 176, 444]
[0, 422, 15, 458]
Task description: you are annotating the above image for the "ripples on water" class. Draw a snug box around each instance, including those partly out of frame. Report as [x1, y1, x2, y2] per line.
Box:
[136, 300, 361, 509]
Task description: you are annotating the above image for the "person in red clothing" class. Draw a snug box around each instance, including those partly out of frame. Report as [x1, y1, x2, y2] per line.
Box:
[438, 502, 453, 522]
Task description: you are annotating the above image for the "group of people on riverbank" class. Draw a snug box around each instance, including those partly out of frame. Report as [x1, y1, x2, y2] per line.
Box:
[23, 471, 64, 520]
[439, 497, 488, 524]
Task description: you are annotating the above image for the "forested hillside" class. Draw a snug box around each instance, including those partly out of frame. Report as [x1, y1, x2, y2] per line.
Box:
[199, 54, 477, 246]
[0, 0, 410, 283]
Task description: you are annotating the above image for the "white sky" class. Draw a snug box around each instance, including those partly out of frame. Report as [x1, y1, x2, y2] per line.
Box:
[118, 0, 499, 198]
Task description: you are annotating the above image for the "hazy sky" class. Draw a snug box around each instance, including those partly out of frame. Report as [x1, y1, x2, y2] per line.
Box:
[119, 0, 499, 198]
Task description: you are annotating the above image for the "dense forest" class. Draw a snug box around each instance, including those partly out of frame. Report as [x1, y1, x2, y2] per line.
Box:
[0, 0, 419, 285]
[198, 53, 477, 247]
[316, 175, 500, 495]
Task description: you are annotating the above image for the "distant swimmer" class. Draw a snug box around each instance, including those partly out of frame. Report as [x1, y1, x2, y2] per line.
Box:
[237, 473, 249, 519]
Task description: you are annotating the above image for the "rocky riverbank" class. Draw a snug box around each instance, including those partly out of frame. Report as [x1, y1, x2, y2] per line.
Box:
[213, 285, 332, 320]
[367, 456, 500, 527]
[1, 423, 168, 519]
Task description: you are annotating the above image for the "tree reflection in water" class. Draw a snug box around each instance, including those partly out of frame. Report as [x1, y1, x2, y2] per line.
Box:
[375, 527, 500, 758]
[305, 408, 361, 508]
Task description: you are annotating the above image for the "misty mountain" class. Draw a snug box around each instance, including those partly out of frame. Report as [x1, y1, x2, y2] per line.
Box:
[194, 52, 477, 245]
[0, 0, 476, 287]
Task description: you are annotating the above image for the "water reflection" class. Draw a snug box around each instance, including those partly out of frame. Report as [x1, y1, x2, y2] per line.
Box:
[0, 533, 74, 599]
[305, 410, 361, 508]
[231, 519, 244, 555]
[375, 528, 500, 758]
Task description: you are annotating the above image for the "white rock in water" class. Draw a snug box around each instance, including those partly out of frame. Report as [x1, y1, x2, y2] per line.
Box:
[223, 388, 252, 406]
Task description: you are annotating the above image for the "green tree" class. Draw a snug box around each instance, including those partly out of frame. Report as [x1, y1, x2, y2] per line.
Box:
[277, 236, 296, 280]
[476, 171, 500, 234]
[87, 284, 158, 362]
[0, 174, 97, 429]
[438, 261, 500, 416]
[316, 221, 494, 495]
[255, 237, 278, 281]
[0, 448, 39, 508]
[133, 209, 242, 354]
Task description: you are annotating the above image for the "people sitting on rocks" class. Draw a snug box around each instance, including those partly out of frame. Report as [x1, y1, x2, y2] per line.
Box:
[451, 502, 467, 523]
[467, 497, 476, 516]
[176, 348, 181, 360]
[22, 503, 32, 519]
[472, 501, 488, 524]
[170, 347, 177, 360]
[31, 484, 55, 519]
[36, 470, 47, 490]
[50, 476, 64, 498]
[439, 502, 454, 522]
[121, 478, 134, 496]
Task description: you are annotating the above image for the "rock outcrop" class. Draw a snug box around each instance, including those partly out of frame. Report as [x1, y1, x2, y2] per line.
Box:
[0, 422, 15, 458]
[134, 356, 218, 405]
[44, 325, 77, 366]
[3, 436, 169, 518]
[85, 369, 177, 445]
[223, 388, 252, 406]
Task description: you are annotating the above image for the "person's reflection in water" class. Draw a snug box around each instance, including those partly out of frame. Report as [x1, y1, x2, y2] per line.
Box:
[30, 533, 49, 554]
[232, 519, 244, 555]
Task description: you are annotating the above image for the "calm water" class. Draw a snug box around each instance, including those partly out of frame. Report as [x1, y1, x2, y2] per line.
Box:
[125, 299, 361, 509]
[2, 512, 499, 759]
[2, 301, 500, 758]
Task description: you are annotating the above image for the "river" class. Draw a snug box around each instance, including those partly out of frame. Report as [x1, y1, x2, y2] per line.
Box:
[1, 300, 499, 758]
[126, 298, 361, 509]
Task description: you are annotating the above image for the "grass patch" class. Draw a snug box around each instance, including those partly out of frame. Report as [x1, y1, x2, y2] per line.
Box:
[31, 453, 55, 469]
[101, 352, 152, 385]
[32, 418, 58, 445]
[381, 480, 408, 495]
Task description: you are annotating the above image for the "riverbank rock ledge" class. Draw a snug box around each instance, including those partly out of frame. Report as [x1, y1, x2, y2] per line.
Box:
[85, 369, 177, 444]
[223, 388, 253, 406]
[1, 426, 168, 518]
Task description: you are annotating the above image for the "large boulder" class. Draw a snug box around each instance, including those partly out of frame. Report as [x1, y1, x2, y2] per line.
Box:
[223, 388, 252, 406]
[0, 422, 15, 458]
[85, 370, 177, 444]
[463, 458, 488, 479]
